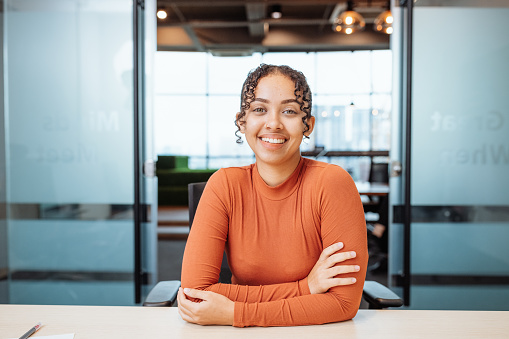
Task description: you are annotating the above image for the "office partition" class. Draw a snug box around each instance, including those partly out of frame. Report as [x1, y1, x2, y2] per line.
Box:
[1, 0, 157, 305]
[390, 0, 509, 309]
[0, 10, 6, 303]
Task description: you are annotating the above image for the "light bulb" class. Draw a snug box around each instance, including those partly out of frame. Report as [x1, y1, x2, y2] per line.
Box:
[374, 10, 393, 35]
[157, 9, 167, 20]
[272, 12, 282, 19]
[333, 8, 365, 34]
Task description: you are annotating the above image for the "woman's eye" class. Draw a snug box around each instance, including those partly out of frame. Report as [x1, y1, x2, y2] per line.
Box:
[253, 107, 265, 113]
[283, 109, 298, 115]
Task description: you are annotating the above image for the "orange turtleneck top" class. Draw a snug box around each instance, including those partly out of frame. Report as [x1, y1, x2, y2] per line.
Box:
[181, 157, 368, 327]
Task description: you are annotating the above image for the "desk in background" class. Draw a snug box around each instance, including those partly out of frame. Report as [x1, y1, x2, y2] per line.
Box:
[355, 182, 389, 196]
[0, 305, 507, 339]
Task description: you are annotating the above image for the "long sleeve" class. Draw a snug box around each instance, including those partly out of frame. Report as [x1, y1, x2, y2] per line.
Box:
[181, 160, 368, 327]
[181, 169, 310, 302]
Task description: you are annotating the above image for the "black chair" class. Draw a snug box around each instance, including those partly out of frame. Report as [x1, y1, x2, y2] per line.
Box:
[368, 162, 389, 184]
[144, 182, 402, 309]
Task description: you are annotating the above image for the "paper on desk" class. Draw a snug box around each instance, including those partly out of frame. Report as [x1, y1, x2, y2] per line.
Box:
[9, 334, 74, 339]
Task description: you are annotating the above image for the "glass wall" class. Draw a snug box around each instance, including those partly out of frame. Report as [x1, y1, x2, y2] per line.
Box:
[390, 2, 509, 309]
[155, 50, 392, 181]
[0, 7, 7, 303]
[1, 0, 156, 305]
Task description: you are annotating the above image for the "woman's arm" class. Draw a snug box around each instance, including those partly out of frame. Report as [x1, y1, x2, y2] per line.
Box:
[178, 242, 358, 326]
[231, 166, 367, 327]
[180, 166, 368, 327]
[181, 170, 314, 302]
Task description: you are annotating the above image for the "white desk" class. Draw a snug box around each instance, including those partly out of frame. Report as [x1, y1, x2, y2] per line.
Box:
[1, 305, 508, 339]
[355, 182, 389, 196]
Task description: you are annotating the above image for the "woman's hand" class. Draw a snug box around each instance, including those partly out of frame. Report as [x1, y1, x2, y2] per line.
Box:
[307, 242, 360, 294]
[177, 287, 234, 326]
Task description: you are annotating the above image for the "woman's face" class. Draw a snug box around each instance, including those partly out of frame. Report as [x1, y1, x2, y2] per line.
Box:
[238, 74, 314, 170]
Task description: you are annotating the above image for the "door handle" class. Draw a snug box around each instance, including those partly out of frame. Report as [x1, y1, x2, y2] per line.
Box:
[391, 160, 402, 177]
[143, 159, 156, 178]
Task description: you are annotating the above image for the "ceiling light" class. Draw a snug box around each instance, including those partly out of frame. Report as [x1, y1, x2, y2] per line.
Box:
[374, 2, 393, 35]
[271, 5, 282, 19]
[157, 8, 168, 20]
[332, 1, 365, 34]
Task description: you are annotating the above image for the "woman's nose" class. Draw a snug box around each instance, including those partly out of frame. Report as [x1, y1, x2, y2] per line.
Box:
[265, 111, 283, 130]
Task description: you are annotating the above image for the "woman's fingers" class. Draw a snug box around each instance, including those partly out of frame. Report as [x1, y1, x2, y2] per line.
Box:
[178, 288, 197, 323]
[326, 251, 356, 267]
[327, 277, 357, 288]
[319, 242, 344, 260]
[178, 288, 193, 311]
[308, 243, 361, 294]
[329, 264, 360, 276]
[176, 287, 235, 325]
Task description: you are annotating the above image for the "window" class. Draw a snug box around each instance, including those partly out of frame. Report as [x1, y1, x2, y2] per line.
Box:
[154, 50, 392, 180]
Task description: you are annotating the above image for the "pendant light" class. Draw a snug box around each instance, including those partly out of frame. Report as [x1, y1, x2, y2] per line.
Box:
[332, 1, 365, 35]
[157, 8, 168, 20]
[374, 2, 393, 34]
[270, 4, 282, 19]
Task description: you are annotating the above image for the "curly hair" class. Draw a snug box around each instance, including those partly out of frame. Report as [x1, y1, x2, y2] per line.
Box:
[235, 64, 313, 144]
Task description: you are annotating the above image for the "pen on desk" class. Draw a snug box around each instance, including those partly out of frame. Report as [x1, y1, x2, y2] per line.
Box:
[19, 322, 42, 339]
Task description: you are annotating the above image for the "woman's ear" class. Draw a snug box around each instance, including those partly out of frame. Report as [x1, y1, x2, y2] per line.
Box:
[304, 116, 315, 137]
[236, 112, 245, 133]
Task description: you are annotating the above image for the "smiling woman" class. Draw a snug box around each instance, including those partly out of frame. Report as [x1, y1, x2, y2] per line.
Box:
[235, 66, 316, 186]
[178, 64, 368, 327]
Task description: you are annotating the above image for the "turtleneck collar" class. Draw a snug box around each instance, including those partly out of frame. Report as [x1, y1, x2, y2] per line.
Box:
[252, 157, 306, 200]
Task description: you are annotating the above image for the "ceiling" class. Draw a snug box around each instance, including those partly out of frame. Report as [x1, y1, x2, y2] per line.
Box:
[156, 0, 392, 55]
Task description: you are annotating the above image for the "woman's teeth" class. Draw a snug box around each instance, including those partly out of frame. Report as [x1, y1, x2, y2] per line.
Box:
[261, 138, 286, 144]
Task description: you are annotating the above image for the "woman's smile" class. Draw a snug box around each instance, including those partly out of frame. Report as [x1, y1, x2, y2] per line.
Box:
[240, 74, 314, 172]
[260, 137, 286, 144]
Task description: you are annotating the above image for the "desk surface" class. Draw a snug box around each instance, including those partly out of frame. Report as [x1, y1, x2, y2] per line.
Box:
[355, 182, 389, 196]
[1, 305, 508, 339]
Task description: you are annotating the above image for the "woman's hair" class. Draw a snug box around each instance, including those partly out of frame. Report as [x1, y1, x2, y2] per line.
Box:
[235, 64, 313, 144]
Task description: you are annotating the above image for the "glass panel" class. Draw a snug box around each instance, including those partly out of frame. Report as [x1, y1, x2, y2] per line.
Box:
[410, 286, 509, 311]
[3, 0, 138, 305]
[141, 0, 158, 295]
[0, 3, 7, 303]
[412, 7, 509, 206]
[406, 6, 509, 309]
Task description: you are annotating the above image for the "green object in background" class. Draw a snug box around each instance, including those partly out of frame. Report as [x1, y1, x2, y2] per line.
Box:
[157, 155, 189, 170]
[157, 156, 216, 206]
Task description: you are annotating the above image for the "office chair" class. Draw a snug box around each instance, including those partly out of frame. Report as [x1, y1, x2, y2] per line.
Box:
[144, 182, 402, 309]
[368, 162, 389, 184]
